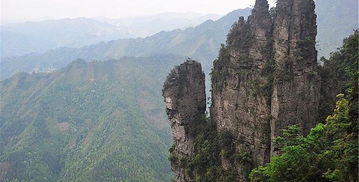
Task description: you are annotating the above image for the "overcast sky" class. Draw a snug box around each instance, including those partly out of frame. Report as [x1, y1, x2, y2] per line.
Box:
[1, 0, 276, 22]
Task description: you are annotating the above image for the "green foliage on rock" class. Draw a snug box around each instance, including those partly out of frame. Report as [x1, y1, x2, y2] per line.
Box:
[249, 30, 359, 182]
[249, 75, 358, 182]
[169, 116, 252, 182]
[169, 121, 221, 181]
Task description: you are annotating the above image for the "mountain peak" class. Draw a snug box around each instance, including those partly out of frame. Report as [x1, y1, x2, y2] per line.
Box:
[164, 0, 321, 180]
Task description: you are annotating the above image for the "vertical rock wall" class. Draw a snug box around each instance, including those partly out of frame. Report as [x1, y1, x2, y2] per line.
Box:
[163, 0, 320, 181]
[211, 0, 320, 179]
[162, 60, 206, 182]
[270, 0, 320, 155]
[210, 0, 272, 179]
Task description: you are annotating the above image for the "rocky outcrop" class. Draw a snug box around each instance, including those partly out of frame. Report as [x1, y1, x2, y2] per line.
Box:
[211, 0, 273, 180]
[163, 0, 320, 181]
[270, 0, 320, 155]
[162, 60, 206, 182]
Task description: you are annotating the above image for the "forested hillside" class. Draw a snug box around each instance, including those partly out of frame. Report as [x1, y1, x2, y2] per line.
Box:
[0, 55, 184, 182]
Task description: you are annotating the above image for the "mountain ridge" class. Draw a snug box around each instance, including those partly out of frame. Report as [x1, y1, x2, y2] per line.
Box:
[0, 12, 224, 58]
[1, 0, 357, 80]
[0, 55, 187, 182]
[0, 8, 252, 79]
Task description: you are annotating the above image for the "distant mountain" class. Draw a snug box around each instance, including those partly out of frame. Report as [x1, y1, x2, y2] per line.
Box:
[316, 0, 358, 58]
[0, 18, 132, 58]
[0, 8, 252, 79]
[0, 13, 221, 58]
[1, 0, 357, 79]
[0, 55, 183, 182]
[96, 12, 222, 38]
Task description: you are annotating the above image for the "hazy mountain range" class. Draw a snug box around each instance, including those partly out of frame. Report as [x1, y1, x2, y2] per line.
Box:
[0, 13, 221, 58]
[0, 8, 251, 79]
[1, 0, 358, 80]
[316, 0, 358, 58]
[0, 18, 130, 58]
[95, 12, 222, 38]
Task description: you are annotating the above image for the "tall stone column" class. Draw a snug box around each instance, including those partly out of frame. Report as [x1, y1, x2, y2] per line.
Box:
[210, 0, 273, 180]
[271, 0, 320, 155]
[162, 60, 206, 182]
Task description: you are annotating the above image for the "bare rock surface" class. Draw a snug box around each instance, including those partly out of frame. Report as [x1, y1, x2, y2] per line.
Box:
[163, 0, 320, 181]
[163, 60, 206, 182]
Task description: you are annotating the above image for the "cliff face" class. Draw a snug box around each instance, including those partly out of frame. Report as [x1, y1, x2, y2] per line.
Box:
[270, 0, 320, 155]
[162, 60, 206, 182]
[163, 0, 320, 181]
[211, 0, 273, 179]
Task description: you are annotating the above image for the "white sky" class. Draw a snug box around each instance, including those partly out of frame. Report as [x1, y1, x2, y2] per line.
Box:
[1, 0, 276, 22]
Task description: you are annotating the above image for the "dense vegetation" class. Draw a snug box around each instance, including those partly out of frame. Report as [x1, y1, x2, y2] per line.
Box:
[249, 31, 359, 182]
[0, 55, 184, 182]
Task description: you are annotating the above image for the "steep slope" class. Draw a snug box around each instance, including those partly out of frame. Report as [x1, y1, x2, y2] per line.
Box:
[162, 60, 207, 182]
[211, 0, 319, 178]
[211, 0, 273, 179]
[0, 9, 252, 79]
[0, 55, 184, 182]
[270, 0, 320, 153]
[249, 31, 358, 182]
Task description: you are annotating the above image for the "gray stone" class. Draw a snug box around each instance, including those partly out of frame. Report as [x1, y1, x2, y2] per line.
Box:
[163, 59, 206, 182]
[163, 0, 320, 181]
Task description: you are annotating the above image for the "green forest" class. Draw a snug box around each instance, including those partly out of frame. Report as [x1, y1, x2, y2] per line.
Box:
[0, 56, 185, 182]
